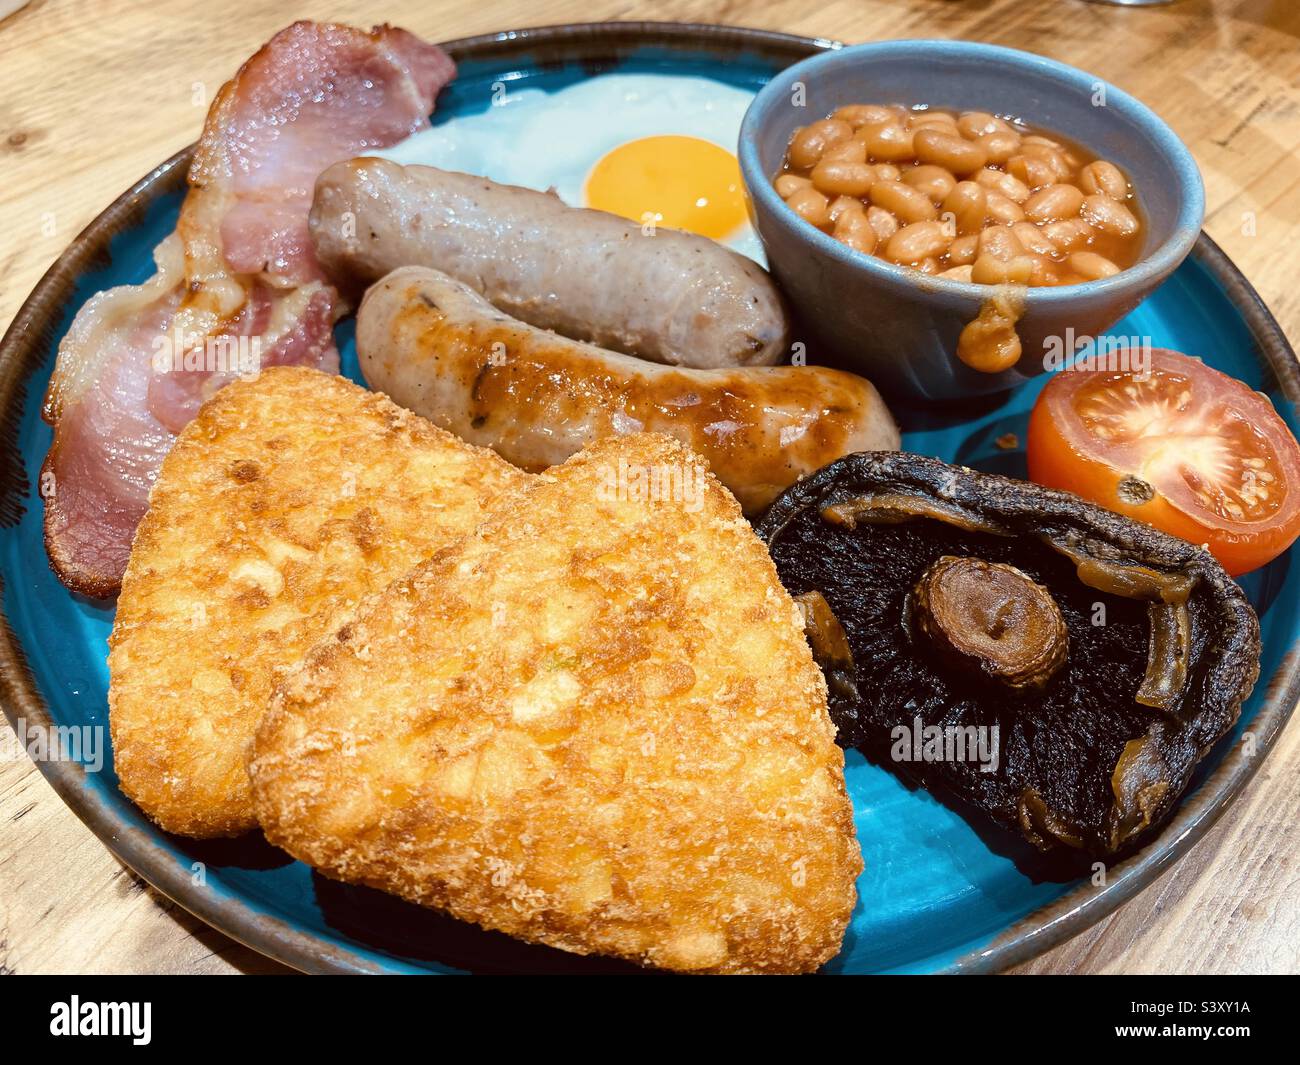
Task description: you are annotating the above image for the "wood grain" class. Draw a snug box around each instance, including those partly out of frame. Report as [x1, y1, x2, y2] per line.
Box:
[1, 0, 1297, 975]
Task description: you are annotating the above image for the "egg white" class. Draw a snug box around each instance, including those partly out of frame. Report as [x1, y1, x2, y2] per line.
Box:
[375, 73, 764, 263]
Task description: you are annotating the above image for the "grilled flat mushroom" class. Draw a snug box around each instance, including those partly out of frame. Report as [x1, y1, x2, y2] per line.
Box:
[759, 452, 1261, 857]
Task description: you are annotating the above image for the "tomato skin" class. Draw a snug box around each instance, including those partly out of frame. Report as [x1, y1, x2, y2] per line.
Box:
[1025, 350, 1300, 577]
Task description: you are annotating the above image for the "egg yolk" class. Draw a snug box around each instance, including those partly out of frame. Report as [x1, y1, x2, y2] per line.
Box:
[584, 135, 747, 240]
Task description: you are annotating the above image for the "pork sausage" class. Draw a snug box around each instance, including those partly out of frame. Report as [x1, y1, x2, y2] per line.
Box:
[357, 266, 899, 514]
[311, 158, 791, 368]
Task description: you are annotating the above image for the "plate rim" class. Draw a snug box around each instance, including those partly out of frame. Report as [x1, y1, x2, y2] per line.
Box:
[0, 19, 1296, 976]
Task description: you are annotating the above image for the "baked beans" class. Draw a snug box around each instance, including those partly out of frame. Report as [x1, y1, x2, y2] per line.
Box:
[775, 104, 1144, 286]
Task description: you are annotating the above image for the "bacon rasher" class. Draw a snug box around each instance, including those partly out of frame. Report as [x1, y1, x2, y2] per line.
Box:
[41, 22, 454, 597]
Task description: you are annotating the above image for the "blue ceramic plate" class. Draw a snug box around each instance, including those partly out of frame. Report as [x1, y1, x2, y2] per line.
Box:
[1, 22, 1297, 974]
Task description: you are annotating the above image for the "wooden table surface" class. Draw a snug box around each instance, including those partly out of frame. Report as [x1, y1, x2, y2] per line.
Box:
[1, 0, 1297, 975]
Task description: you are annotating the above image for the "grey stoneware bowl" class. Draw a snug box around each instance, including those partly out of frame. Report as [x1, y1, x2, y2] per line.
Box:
[738, 40, 1205, 401]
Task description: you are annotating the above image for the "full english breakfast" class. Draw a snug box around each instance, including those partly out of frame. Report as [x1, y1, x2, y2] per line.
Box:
[18, 18, 1294, 972]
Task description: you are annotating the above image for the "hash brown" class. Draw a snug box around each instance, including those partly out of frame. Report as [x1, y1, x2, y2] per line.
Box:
[248, 431, 861, 973]
[109, 366, 527, 837]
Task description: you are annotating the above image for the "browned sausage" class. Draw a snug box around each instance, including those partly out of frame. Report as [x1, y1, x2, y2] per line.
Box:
[357, 267, 899, 514]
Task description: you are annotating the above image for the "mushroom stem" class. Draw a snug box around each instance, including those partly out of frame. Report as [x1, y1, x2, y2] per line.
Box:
[912, 555, 1068, 690]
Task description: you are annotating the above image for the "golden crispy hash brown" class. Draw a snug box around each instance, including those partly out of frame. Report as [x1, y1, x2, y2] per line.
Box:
[109, 367, 526, 837]
[249, 432, 861, 974]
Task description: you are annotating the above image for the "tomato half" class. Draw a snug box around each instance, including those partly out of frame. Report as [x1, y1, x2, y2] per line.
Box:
[1027, 348, 1300, 576]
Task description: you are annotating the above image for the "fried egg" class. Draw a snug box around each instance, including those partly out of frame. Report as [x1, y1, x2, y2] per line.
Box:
[377, 74, 763, 261]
